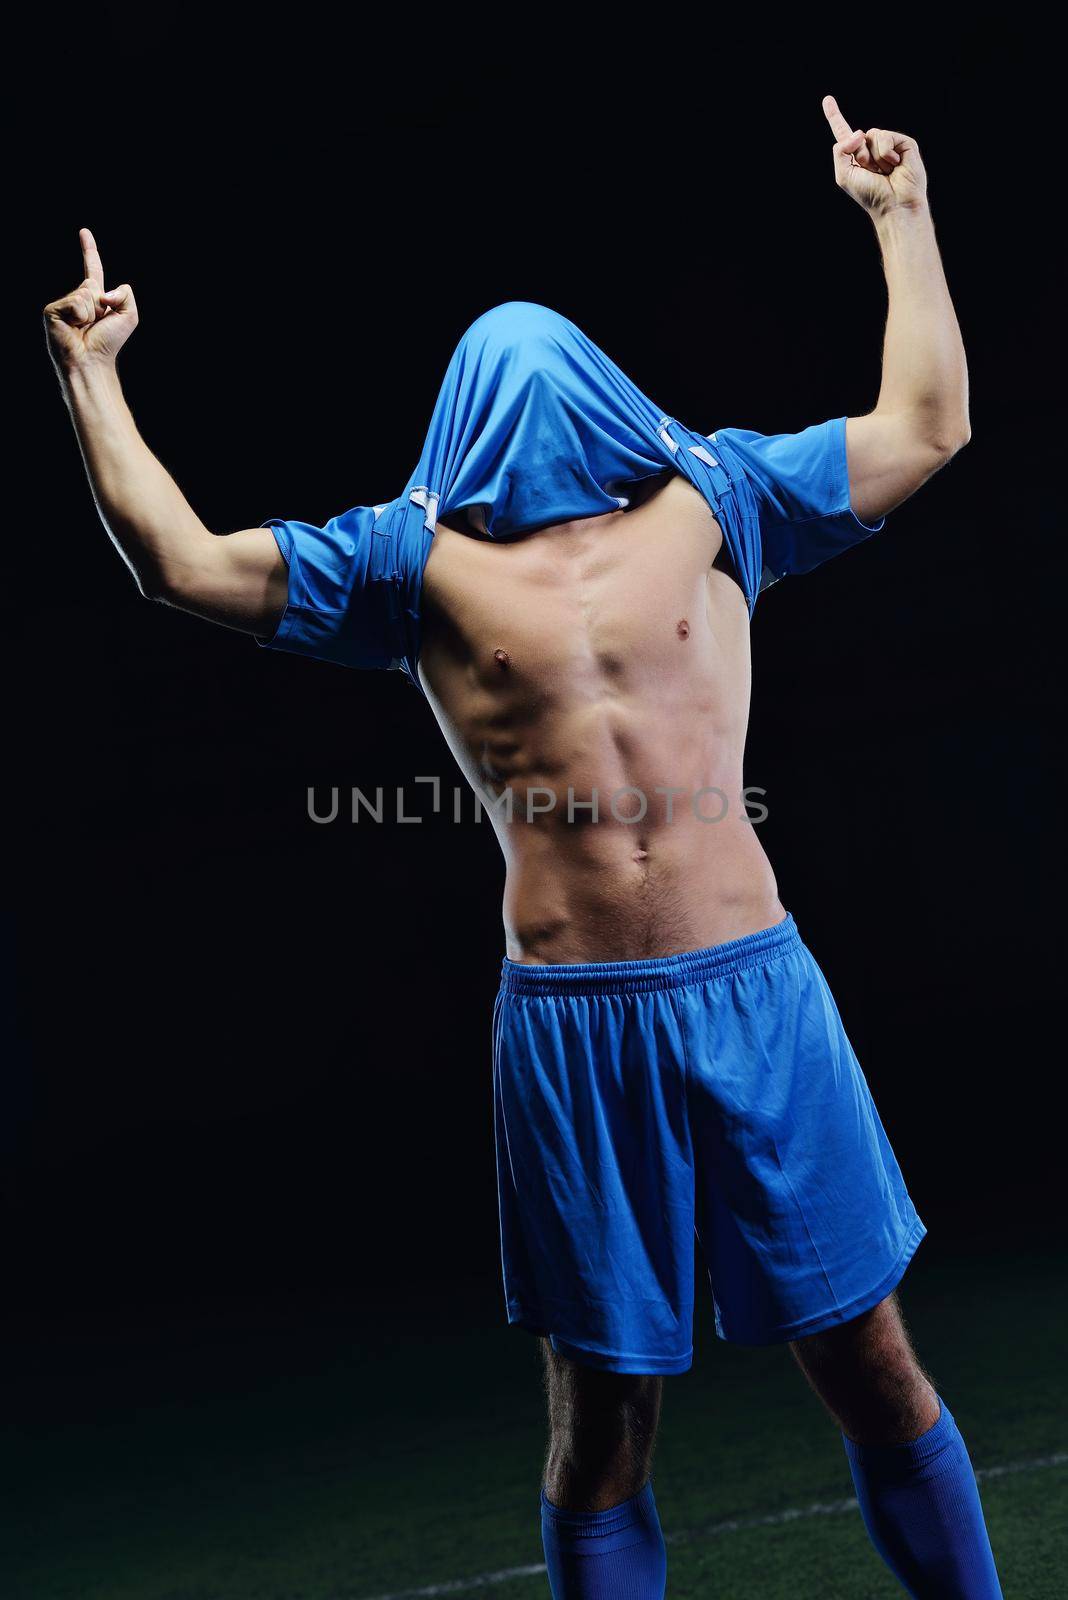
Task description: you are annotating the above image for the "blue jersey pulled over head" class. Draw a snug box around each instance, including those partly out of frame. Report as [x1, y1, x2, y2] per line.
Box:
[259, 302, 884, 687]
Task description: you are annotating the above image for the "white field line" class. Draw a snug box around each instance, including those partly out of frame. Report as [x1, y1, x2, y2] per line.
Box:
[352, 1449, 1068, 1600]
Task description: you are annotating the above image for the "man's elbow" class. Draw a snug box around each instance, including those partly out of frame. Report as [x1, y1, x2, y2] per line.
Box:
[918, 405, 972, 465]
[135, 560, 176, 604]
[134, 540, 216, 608]
[933, 419, 972, 460]
[899, 424, 971, 495]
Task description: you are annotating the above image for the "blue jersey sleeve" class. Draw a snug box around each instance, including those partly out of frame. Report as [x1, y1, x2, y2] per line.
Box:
[255, 504, 406, 672]
[711, 416, 885, 591]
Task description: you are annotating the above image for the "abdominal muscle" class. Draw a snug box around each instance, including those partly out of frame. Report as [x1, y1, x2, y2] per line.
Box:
[417, 473, 785, 964]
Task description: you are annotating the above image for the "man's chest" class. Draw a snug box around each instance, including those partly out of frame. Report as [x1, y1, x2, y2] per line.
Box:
[421, 476, 729, 680]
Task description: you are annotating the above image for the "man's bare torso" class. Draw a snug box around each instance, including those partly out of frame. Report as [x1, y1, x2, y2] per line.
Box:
[418, 471, 784, 964]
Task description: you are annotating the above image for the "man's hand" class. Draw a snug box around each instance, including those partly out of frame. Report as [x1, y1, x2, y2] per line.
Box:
[43, 228, 138, 375]
[822, 95, 928, 218]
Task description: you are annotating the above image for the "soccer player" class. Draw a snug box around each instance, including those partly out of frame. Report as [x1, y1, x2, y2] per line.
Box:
[45, 96, 1001, 1598]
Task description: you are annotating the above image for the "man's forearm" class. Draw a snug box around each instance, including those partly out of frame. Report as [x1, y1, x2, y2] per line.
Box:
[61, 361, 214, 598]
[872, 204, 970, 451]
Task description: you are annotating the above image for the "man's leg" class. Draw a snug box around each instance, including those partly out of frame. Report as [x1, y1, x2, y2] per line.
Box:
[791, 1292, 1003, 1597]
[538, 1338, 667, 1599]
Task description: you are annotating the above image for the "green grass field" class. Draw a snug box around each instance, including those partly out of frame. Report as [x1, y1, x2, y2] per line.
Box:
[4, 1241, 1065, 1599]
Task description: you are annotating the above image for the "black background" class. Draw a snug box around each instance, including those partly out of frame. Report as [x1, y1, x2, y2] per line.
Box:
[12, 22, 1064, 1336]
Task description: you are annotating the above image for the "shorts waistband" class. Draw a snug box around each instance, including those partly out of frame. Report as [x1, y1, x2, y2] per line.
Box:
[500, 913, 800, 998]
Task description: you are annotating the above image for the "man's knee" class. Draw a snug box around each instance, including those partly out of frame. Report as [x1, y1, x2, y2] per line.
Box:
[789, 1293, 938, 1444]
[540, 1339, 664, 1508]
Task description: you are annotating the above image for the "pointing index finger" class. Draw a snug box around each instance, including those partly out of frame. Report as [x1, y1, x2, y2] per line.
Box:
[822, 94, 854, 143]
[80, 227, 104, 288]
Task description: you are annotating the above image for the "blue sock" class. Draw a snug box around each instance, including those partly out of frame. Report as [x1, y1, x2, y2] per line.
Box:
[540, 1477, 667, 1599]
[844, 1396, 1003, 1597]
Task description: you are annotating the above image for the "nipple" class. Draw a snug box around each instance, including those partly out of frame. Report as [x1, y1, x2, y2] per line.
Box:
[493, 647, 511, 669]
[676, 619, 690, 640]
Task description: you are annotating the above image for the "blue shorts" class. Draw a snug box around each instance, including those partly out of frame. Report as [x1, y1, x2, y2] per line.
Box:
[492, 914, 926, 1373]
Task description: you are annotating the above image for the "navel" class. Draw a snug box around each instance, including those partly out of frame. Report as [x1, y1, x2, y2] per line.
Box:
[676, 619, 690, 640]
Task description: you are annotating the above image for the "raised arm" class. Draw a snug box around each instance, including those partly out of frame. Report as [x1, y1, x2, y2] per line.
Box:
[44, 229, 287, 635]
[821, 96, 971, 526]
